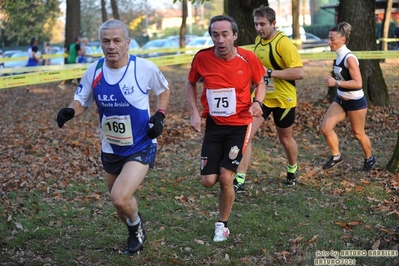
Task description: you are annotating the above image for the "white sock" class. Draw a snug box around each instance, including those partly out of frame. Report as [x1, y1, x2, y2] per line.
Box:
[333, 154, 341, 160]
[127, 216, 141, 226]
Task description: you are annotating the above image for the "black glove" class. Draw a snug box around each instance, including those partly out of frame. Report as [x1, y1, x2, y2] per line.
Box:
[147, 111, 165, 139]
[57, 108, 75, 128]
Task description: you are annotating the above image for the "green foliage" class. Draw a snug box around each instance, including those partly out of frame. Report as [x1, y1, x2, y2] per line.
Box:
[80, 0, 102, 41]
[0, 0, 61, 46]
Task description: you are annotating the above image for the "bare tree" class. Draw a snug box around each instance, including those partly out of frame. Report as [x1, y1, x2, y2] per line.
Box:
[292, 0, 302, 49]
[65, 0, 81, 49]
[381, 0, 393, 51]
[110, 0, 120, 20]
[387, 133, 399, 173]
[226, 0, 269, 45]
[179, 0, 188, 48]
[101, 0, 108, 22]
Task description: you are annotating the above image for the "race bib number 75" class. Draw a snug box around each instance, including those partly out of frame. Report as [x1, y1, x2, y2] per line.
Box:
[206, 88, 236, 117]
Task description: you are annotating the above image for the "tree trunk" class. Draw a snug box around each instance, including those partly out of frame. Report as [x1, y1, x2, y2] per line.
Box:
[387, 133, 399, 173]
[335, 0, 390, 107]
[110, 0, 120, 20]
[65, 0, 81, 49]
[101, 0, 107, 23]
[381, 0, 393, 52]
[292, 0, 302, 49]
[179, 0, 188, 48]
[226, 0, 269, 46]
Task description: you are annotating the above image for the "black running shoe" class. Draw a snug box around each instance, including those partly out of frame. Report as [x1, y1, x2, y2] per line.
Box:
[362, 156, 376, 171]
[322, 155, 343, 169]
[284, 171, 298, 187]
[125, 214, 147, 255]
[233, 178, 245, 193]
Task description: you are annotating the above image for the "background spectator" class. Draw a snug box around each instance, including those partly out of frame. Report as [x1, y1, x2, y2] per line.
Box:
[77, 37, 89, 63]
[26, 37, 41, 67]
[394, 22, 399, 50]
[0, 50, 5, 69]
[42, 41, 54, 65]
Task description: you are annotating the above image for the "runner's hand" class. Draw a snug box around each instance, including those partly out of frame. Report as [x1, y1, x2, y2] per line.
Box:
[148, 111, 165, 139]
[57, 108, 75, 128]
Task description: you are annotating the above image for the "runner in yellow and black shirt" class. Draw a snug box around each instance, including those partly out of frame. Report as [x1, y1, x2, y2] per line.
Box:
[234, 5, 305, 190]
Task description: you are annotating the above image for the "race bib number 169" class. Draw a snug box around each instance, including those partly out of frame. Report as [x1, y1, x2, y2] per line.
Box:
[101, 115, 133, 146]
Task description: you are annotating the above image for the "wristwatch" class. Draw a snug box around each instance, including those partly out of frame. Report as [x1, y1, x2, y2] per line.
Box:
[267, 69, 272, 79]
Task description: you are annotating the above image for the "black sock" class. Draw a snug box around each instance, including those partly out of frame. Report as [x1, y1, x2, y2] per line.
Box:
[219, 220, 228, 228]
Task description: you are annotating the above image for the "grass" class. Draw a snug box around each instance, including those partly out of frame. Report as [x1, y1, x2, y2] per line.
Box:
[1, 59, 399, 265]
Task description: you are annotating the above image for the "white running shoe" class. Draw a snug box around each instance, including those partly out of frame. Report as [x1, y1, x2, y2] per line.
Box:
[213, 222, 230, 242]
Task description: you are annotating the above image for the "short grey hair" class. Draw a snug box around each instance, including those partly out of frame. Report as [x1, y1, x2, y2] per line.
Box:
[98, 19, 129, 40]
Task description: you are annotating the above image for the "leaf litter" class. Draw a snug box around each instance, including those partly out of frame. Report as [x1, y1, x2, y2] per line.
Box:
[1, 59, 399, 264]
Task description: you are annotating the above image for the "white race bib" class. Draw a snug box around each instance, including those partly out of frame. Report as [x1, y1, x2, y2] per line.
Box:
[264, 76, 275, 93]
[206, 88, 236, 117]
[333, 66, 344, 81]
[101, 115, 133, 146]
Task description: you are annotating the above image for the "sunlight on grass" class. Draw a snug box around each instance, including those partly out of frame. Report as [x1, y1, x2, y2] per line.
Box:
[1, 60, 399, 265]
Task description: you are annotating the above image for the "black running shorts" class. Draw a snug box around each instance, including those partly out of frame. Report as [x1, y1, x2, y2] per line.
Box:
[200, 117, 250, 175]
[261, 105, 296, 129]
[334, 95, 368, 112]
[101, 143, 157, 175]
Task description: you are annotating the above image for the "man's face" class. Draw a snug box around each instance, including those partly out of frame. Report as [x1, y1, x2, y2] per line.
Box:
[210, 20, 237, 58]
[254, 16, 275, 40]
[100, 27, 130, 64]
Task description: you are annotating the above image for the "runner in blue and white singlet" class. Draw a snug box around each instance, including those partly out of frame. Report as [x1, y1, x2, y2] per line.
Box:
[74, 55, 169, 156]
[56, 19, 171, 256]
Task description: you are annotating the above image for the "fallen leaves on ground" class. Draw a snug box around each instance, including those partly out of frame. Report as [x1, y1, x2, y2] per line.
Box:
[1, 60, 399, 264]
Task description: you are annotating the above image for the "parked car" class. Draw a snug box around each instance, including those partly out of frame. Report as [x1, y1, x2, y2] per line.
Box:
[129, 38, 141, 50]
[166, 35, 199, 44]
[186, 37, 213, 54]
[3, 50, 23, 58]
[4, 51, 30, 68]
[277, 26, 306, 37]
[49, 46, 65, 65]
[186, 37, 213, 47]
[88, 41, 100, 49]
[84, 45, 99, 63]
[287, 33, 329, 49]
[141, 38, 180, 58]
[128, 38, 141, 55]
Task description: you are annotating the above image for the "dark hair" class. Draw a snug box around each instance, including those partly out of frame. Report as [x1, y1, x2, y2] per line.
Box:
[208, 15, 239, 36]
[74, 36, 80, 42]
[253, 5, 276, 24]
[30, 37, 37, 45]
[330, 22, 352, 44]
